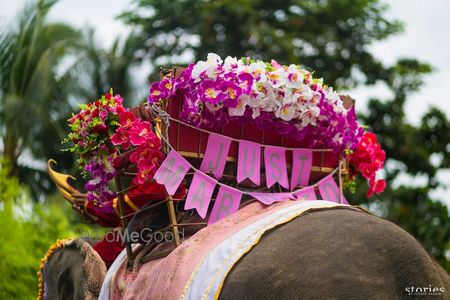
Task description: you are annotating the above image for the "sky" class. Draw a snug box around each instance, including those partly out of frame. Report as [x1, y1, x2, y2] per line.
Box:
[0, 0, 449, 204]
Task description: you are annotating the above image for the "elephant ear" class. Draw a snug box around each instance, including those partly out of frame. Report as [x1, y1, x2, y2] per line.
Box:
[38, 238, 107, 300]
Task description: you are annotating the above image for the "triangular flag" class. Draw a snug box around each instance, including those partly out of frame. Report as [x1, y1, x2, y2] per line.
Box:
[184, 171, 217, 219]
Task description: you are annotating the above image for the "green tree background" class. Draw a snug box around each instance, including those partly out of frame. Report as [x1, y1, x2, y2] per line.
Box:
[0, 0, 448, 298]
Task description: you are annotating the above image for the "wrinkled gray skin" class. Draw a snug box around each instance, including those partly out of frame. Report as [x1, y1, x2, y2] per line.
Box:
[220, 208, 450, 300]
[43, 208, 450, 300]
[42, 239, 106, 300]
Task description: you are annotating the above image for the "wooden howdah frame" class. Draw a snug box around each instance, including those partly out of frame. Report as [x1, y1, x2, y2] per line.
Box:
[133, 68, 351, 246]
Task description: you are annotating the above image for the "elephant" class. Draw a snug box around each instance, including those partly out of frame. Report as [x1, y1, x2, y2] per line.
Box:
[39, 238, 106, 300]
[40, 206, 450, 300]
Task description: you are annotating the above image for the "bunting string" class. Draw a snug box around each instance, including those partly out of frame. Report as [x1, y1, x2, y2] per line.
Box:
[152, 110, 340, 195]
[149, 104, 346, 224]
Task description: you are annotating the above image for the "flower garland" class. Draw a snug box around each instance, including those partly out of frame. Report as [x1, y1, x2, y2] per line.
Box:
[349, 132, 386, 197]
[37, 238, 74, 300]
[148, 53, 364, 153]
[110, 108, 164, 185]
[148, 53, 386, 197]
[65, 91, 163, 206]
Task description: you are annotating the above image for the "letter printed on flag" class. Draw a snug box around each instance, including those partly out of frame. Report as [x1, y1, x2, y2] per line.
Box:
[293, 186, 317, 200]
[264, 146, 289, 189]
[318, 174, 348, 204]
[200, 133, 232, 179]
[184, 171, 217, 219]
[290, 149, 313, 190]
[249, 192, 294, 205]
[154, 150, 191, 196]
[237, 140, 261, 185]
[208, 185, 242, 224]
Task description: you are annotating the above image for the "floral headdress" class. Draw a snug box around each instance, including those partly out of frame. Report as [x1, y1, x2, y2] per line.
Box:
[149, 53, 363, 153]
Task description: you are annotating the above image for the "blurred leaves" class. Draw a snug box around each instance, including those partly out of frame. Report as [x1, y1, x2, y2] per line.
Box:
[0, 0, 143, 197]
[0, 0, 80, 197]
[350, 60, 450, 269]
[70, 29, 143, 106]
[120, 0, 403, 88]
[0, 157, 107, 299]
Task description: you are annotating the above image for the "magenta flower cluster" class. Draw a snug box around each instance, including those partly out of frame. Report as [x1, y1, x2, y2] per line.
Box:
[66, 91, 163, 207]
[148, 53, 363, 152]
[84, 157, 117, 207]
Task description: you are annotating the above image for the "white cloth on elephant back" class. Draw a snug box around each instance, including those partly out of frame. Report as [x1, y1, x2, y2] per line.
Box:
[101, 199, 350, 300]
[98, 244, 134, 300]
[182, 200, 347, 299]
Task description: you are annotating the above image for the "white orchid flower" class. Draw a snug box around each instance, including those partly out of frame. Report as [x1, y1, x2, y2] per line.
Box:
[285, 64, 304, 89]
[205, 101, 224, 112]
[300, 106, 321, 126]
[252, 108, 261, 119]
[228, 94, 248, 116]
[267, 68, 287, 88]
[192, 53, 223, 80]
[249, 61, 268, 82]
[224, 56, 238, 71]
[276, 104, 297, 121]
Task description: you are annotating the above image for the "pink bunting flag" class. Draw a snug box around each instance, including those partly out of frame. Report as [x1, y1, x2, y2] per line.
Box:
[237, 140, 261, 185]
[318, 174, 348, 204]
[200, 133, 232, 179]
[184, 171, 217, 219]
[249, 192, 294, 205]
[264, 146, 289, 189]
[290, 149, 313, 190]
[293, 186, 317, 200]
[208, 185, 242, 224]
[154, 150, 191, 196]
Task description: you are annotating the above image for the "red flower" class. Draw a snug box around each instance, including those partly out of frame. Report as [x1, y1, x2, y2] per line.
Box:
[131, 146, 163, 185]
[114, 94, 123, 105]
[367, 179, 386, 197]
[119, 110, 136, 126]
[129, 120, 151, 146]
[358, 163, 376, 180]
[111, 127, 131, 149]
[350, 131, 387, 198]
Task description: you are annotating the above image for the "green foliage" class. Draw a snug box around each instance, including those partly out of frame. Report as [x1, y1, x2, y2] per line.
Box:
[0, 0, 81, 198]
[0, 158, 107, 299]
[71, 29, 143, 106]
[120, 0, 403, 87]
[349, 59, 450, 270]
